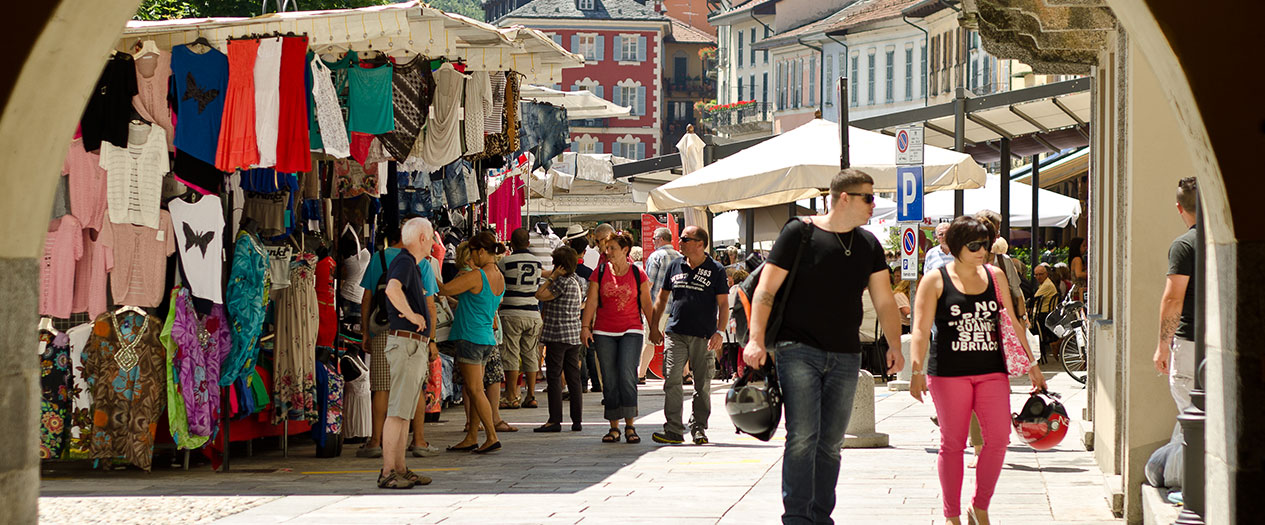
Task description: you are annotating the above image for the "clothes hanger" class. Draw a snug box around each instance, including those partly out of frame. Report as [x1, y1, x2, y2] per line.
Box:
[38, 317, 60, 337]
[115, 305, 147, 317]
[132, 39, 161, 59]
[189, 32, 213, 54]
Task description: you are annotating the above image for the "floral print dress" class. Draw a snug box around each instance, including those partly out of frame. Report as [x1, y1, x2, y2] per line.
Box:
[273, 253, 319, 424]
[39, 331, 72, 459]
[83, 311, 166, 471]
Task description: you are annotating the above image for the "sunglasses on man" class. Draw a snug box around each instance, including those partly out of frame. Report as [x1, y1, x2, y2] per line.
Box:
[845, 192, 875, 204]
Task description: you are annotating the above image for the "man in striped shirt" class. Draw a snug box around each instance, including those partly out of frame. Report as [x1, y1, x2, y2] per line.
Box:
[498, 228, 545, 408]
[528, 222, 562, 271]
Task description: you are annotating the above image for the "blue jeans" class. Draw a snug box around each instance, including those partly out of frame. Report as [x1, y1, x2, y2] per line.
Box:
[776, 342, 862, 525]
[594, 333, 643, 421]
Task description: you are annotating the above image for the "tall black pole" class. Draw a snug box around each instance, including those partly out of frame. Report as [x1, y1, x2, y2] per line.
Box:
[840, 76, 849, 169]
[1176, 187, 1206, 525]
[1030, 154, 1040, 276]
[745, 209, 755, 255]
[1000, 138, 1011, 240]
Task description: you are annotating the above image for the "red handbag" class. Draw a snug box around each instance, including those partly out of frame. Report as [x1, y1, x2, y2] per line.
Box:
[988, 265, 1033, 377]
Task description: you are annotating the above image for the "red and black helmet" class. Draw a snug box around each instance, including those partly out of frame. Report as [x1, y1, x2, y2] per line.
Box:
[1012, 390, 1071, 451]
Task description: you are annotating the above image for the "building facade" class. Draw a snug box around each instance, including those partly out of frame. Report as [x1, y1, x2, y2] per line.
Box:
[663, 17, 716, 148]
[495, 0, 670, 160]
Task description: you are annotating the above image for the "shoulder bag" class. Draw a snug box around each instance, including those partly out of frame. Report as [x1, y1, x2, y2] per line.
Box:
[988, 264, 1033, 377]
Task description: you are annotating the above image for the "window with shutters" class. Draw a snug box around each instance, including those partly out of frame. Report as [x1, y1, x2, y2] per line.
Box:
[578, 35, 597, 61]
[737, 77, 744, 101]
[621, 36, 638, 62]
[920, 43, 927, 98]
[749, 74, 755, 102]
[738, 32, 744, 68]
[885, 48, 894, 104]
[620, 86, 638, 115]
[808, 55, 816, 106]
[793, 59, 802, 109]
[849, 53, 859, 107]
[824, 57, 833, 105]
[905, 46, 913, 101]
[929, 35, 938, 94]
[578, 0, 594, 10]
[866, 51, 875, 106]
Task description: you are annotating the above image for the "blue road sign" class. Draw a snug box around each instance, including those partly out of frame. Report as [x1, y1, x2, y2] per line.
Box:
[897, 166, 924, 222]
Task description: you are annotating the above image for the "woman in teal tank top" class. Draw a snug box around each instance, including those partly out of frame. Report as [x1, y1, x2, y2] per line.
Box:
[439, 232, 506, 454]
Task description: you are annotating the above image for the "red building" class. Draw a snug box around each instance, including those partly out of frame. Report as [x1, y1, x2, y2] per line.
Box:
[495, 0, 669, 160]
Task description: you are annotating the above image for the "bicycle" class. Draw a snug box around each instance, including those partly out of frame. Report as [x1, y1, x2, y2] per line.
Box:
[1045, 290, 1088, 384]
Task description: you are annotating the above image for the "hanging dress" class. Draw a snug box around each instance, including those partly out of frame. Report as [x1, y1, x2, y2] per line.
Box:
[273, 253, 319, 424]
[462, 71, 493, 155]
[221, 230, 271, 386]
[254, 37, 283, 168]
[419, 63, 465, 168]
[83, 311, 166, 471]
[166, 286, 231, 439]
[310, 56, 350, 158]
[39, 331, 72, 459]
[341, 353, 371, 439]
[215, 38, 260, 171]
[159, 287, 207, 450]
[131, 50, 175, 152]
[65, 322, 95, 459]
[275, 35, 312, 173]
[315, 256, 338, 348]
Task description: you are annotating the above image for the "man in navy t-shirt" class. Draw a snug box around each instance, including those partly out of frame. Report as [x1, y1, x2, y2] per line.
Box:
[648, 225, 730, 445]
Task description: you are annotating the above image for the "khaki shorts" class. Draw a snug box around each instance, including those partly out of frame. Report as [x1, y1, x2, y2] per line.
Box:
[384, 334, 428, 419]
[369, 334, 391, 392]
[500, 316, 542, 372]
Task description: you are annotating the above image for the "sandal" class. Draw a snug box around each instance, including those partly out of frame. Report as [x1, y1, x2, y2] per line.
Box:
[377, 470, 415, 489]
[401, 469, 432, 486]
[499, 399, 510, 409]
[625, 426, 641, 444]
[522, 396, 538, 409]
[602, 428, 621, 443]
[507, 398, 522, 409]
[494, 420, 518, 432]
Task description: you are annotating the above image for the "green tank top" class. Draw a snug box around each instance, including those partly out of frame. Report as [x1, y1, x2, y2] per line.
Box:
[451, 269, 503, 346]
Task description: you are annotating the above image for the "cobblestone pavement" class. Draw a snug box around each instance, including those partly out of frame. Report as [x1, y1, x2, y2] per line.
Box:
[40, 366, 1121, 524]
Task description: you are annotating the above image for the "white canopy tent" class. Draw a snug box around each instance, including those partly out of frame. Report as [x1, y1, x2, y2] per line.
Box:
[118, 1, 583, 85]
[922, 174, 1082, 227]
[647, 119, 987, 213]
[712, 196, 896, 245]
[520, 85, 631, 119]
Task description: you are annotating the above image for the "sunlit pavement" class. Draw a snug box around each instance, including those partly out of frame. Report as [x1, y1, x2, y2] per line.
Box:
[40, 367, 1120, 524]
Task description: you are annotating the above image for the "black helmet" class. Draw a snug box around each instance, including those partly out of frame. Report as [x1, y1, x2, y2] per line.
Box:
[726, 361, 782, 441]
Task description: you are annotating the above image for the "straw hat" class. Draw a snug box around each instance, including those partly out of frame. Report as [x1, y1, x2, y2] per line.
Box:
[562, 224, 588, 241]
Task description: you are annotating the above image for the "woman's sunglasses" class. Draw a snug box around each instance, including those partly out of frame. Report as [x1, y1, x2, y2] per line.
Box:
[965, 240, 990, 252]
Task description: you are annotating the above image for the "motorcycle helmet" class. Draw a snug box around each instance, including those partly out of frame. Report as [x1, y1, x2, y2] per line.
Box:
[1012, 390, 1071, 450]
[726, 361, 782, 441]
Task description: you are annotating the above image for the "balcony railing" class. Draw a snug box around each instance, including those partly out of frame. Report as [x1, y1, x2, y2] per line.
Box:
[664, 78, 715, 97]
[699, 102, 773, 129]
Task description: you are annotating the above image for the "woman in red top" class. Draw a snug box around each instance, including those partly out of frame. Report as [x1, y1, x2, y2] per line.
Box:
[581, 231, 653, 444]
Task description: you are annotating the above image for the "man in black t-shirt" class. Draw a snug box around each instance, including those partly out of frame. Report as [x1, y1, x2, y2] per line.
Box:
[1154, 177, 1199, 415]
[648, 225, 730, 445]
[743, 169, 905, 524]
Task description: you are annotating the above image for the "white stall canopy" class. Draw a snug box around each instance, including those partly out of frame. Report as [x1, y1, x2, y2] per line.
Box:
[118, 1, 583, 85]
[922, 174, 1082, 228]
[647, 119, 987, 213]
[520, 85, 631, 119]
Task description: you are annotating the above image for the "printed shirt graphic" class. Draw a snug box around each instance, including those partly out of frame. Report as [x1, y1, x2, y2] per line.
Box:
[590, 264, 644, 336]
[498, 252, 542, 318]
[929, 268, 1006, 377]
[662, 257, 729, 338]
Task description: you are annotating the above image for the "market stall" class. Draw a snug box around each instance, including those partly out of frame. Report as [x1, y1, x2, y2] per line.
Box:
[36, 1, 582, 472]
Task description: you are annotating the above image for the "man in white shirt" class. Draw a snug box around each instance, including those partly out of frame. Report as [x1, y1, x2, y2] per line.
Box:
[923, 222, 953, 272]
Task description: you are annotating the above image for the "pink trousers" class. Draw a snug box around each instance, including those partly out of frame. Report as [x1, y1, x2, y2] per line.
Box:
[929, 373, 1011, 518]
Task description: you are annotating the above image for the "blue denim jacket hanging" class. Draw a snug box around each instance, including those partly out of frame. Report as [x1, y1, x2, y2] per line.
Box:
[517, 102, 569, 170]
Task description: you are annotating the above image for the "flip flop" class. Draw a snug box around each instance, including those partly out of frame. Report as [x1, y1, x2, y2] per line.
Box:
[495, 420, 518, 432]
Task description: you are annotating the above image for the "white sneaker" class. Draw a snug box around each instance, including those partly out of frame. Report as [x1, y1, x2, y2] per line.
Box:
[410, 444, 441, 457]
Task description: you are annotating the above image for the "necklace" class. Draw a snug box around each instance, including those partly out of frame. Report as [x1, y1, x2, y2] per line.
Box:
[110, 311, 149, 371]
[835, 230, 856, 256]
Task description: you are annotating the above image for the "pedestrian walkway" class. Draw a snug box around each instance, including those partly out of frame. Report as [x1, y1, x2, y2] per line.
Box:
[40, 370, 1121, 524]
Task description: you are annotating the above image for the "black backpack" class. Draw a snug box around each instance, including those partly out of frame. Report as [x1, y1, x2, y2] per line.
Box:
[366, 251, 392, 334]
[734, 218, 813, 346]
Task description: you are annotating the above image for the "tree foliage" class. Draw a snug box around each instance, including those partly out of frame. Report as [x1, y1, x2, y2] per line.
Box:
[135, 0, 401, 20]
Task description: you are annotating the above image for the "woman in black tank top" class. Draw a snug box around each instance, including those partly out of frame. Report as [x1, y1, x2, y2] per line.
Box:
[906, 217, 1045, 525]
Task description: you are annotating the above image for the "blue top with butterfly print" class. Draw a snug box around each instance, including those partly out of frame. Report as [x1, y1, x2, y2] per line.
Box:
[171, 45, 228, 165]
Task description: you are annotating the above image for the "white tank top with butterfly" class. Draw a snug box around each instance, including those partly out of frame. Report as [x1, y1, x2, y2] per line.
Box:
[169, 195, 226, 303]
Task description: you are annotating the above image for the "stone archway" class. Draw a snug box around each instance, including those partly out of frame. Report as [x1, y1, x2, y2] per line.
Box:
[0, 1, 1260, 524]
